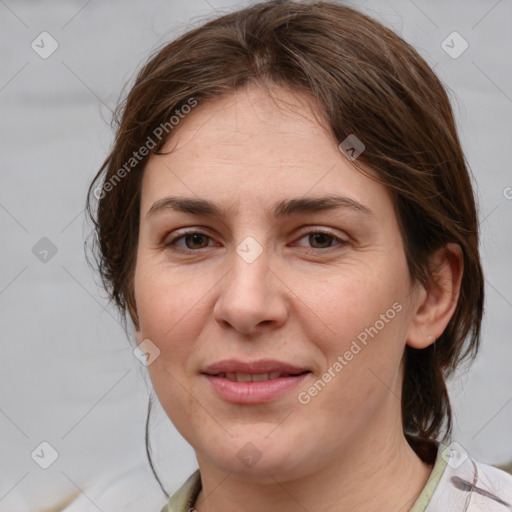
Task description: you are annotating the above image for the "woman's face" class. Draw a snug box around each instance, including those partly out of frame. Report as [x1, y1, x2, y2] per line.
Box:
[134, 85, 424, 481]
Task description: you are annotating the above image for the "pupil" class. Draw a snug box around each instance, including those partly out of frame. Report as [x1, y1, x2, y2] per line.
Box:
[310, 233, 331, 248]
[188, 234, 206, 249]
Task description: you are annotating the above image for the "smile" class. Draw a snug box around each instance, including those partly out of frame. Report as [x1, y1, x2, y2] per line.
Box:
[203, 371, 311, 404]
[213, 371, 306, 382]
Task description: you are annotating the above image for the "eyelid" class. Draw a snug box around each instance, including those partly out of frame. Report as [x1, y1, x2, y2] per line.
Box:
[164, 225, 349, 253]
[294, 226, 349, 243]
[164, 228, 217, 252]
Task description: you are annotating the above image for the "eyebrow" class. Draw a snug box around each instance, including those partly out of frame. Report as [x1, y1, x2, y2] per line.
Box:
[145, 194, 374, 220]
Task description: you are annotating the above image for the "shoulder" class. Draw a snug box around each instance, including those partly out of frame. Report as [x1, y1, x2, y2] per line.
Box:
[474, 459, 512, 504]
[55, 463, 170, 511]
[160, 470, 201, 512]
[427, 443, 512, 511]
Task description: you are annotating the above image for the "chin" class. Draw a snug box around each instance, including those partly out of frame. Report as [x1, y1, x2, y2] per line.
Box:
[198, 434, 315, 483]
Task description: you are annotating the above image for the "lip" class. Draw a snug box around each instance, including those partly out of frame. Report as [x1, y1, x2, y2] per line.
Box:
[201, 359, 311, 404]
[203, 373, 310, 404]
[201, 358, 308, 375]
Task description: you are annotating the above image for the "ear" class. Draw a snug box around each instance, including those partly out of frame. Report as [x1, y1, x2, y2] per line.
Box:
[406, 243, 463, 349]
[133, 324, 144, 345]
[133, 313, 143, 345]
[128, 298, 142, 342]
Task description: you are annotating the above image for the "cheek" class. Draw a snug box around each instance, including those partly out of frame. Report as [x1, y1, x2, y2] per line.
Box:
[135, 254, 202, 338]
[298, 261, 409, 396]
[300, 264, 406, 343]
[134, 262, 206, 394]
[135, 264, 208, 440]
[147, 357, 211, 449]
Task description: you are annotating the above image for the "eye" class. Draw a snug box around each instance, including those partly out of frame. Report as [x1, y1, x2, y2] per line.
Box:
[165, 230, 214, 252]
[294, 228, 349, 251]
[164, 227, 349, 254]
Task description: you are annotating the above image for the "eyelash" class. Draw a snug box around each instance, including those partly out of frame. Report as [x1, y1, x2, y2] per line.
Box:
[164, 228, 349, 254]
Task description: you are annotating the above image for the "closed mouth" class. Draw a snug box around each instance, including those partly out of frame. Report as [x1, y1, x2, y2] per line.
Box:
[209, 371, 310, 382]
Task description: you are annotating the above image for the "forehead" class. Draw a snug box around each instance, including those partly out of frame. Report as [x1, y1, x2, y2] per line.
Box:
[163, 85, 336, 165]
[140, 84, 394, 220]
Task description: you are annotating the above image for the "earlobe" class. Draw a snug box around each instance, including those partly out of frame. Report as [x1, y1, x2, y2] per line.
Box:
[406, 243, 464, 349]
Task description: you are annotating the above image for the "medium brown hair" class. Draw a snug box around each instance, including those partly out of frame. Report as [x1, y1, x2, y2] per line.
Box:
[86, 0, 484, 492]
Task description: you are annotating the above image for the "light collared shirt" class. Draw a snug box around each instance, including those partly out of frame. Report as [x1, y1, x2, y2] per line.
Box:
[160, 442, 512, 511]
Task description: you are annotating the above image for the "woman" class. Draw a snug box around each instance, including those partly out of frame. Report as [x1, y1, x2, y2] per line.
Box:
[84, 1, 512, 511]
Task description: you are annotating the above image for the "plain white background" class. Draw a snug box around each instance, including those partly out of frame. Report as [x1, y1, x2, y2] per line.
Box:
[0, 0, 511, 510]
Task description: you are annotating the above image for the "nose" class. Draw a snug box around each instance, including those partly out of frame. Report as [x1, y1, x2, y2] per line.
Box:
[213, 242, 288, 336]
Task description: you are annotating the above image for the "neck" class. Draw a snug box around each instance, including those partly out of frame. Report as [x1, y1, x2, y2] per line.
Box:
[193, 429, 434, 512]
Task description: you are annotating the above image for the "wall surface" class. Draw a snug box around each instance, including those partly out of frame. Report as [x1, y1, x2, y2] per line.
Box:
[0, 0, 511, 510]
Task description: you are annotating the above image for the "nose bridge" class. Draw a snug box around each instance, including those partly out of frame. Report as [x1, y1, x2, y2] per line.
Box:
[228, 233, 270, 297]
[214, 232, 286, 333]
[236, 234, 266, 266]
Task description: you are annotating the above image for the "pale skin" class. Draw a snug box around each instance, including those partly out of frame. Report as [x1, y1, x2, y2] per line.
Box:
[133, 84, 463, 512]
